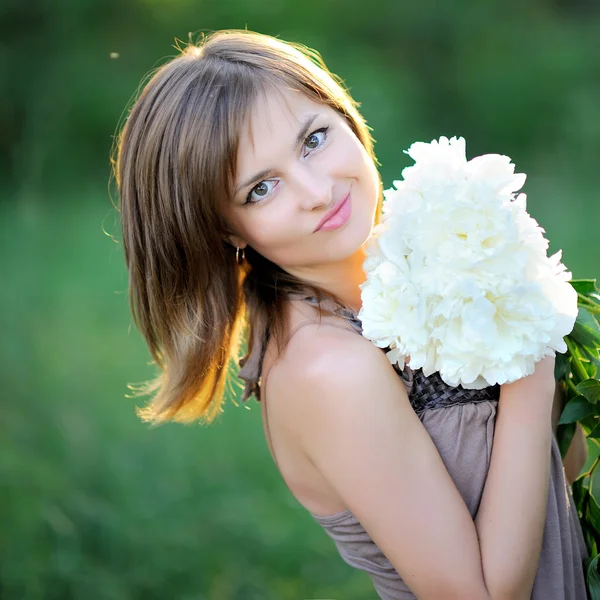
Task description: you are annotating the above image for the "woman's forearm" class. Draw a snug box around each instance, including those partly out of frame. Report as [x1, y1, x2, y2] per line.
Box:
[474, 378, 555, 600]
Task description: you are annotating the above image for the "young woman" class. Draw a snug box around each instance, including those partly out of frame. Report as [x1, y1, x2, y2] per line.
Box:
[115, 29, 588, 599]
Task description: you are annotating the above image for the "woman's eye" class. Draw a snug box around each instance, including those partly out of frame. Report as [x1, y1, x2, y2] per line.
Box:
[245, 180, 278, 205]
[303, 127, 329, 155]
[243, 126, 330, 205]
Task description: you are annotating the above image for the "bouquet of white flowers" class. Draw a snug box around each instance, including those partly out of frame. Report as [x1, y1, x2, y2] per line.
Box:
[359, 135, 600, 587]
[359, 136, 577, 388]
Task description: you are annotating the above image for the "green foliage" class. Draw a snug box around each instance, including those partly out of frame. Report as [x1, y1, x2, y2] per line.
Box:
[588, 553, 600, 600]
[557, 280, 600, 596]
[0, 202, 375, 600]
[2, 0, 600, 597]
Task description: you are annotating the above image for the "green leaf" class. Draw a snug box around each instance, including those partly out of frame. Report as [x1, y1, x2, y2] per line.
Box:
[574, 279, 600, 306]
[571, 325, 600, 350]
[555, 352, 570, 380]
[591, 462, 600, 502]
[587, 553, 600, 599]
[572, 476, 587, 515]
[577, 379, 600, 404]
[589, 469, 600, 566]
[588, 481, 600, 539]
[583, 347, 600, 379]
[571, 279, 599, 295]
[579, 307, 600, 330]
[586, 439, 600, 465]
[584, 535, 598, 565]
[559, 396, 598, 425]
[567, 337, 596, 382]
[581, 416, 600, 436]
[557, 422, 576, 458]
[585, 531, 598, 562]
[572, 308, 600, 348]
[588, 423, 600, 440]
[584, 345, 600, 363]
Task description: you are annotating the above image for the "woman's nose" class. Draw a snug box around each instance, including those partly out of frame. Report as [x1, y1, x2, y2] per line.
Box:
[293, 167, 332, 210]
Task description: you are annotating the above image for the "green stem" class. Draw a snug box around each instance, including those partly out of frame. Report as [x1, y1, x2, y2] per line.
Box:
[566, 377, 580, 396]
[582, 457, 600, 480]
[577, 294, 600, 313]
[566, 337, 590, 382]
[582, 345, 600, 363]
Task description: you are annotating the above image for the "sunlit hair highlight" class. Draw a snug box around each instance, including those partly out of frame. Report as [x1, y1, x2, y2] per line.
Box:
[113, 29, 383, 425]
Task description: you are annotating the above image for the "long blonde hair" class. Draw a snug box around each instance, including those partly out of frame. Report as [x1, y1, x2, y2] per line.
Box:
[113, 29, 383, 425]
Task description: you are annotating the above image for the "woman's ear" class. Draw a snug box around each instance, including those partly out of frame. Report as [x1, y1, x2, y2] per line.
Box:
[226, 234, 248, 250]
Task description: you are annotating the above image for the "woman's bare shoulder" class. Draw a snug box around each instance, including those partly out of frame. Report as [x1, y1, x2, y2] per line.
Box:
[272, 318, 385, 388]
[266, 318, 405, 426]
[262, 317, 391, 432]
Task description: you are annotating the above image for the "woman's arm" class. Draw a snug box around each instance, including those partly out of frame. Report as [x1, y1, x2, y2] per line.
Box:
[273, 325, 491, 599]
[474, 356, 556, 600]
[275, 325, 559, 599]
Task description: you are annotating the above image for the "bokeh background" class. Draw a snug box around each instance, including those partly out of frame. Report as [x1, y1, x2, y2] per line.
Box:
[2, 1, 599, 599]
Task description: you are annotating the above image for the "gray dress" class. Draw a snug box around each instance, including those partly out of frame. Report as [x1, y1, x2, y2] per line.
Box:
[238, 294, 588, 599]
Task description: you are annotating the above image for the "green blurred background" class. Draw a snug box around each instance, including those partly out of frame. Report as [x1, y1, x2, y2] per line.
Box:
[2, 1, 599, 599]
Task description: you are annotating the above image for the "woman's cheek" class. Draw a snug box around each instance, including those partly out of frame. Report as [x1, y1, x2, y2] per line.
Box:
[250, 212, 294, 248]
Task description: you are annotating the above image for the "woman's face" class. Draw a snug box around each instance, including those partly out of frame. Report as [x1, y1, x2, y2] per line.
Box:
[224, 85, 380, 275]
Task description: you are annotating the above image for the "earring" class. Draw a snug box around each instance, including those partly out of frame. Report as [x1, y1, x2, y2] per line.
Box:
[236, 246, 246, 264]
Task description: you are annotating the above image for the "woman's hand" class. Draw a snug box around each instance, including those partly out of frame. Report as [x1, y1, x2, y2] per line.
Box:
[501, 354, 557, 403]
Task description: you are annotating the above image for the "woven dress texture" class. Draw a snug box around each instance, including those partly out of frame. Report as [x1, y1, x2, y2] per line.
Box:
[238, 294, 588, 599]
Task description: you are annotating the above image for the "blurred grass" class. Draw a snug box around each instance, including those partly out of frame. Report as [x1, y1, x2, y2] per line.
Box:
[0, 199, 376, 599]
[2, 1, 600, 596]
[1, 156, 597, 598]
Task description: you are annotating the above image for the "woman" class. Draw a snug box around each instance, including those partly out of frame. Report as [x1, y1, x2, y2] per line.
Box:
[115, 29, 588, 599]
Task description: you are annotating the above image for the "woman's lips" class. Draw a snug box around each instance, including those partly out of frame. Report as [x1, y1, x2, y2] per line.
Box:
[314, 192, 352, 232]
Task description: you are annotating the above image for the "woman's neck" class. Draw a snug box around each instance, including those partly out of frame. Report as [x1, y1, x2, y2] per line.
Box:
[285, 246, 367, 313]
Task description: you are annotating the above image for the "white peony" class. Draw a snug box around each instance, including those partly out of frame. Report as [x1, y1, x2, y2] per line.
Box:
[359, 136, 578, 389]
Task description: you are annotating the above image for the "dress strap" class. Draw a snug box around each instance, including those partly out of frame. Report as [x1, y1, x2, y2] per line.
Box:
[237, 319, 266, 403]
[237, 291, 417, 400]
[287, 292, 363, 335]
[237, 291, 363, 403]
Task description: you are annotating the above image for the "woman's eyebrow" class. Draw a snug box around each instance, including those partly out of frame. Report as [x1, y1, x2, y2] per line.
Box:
[234, 113, 319, 196]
